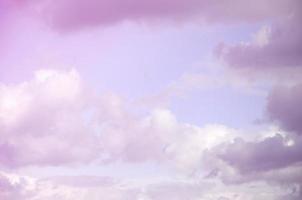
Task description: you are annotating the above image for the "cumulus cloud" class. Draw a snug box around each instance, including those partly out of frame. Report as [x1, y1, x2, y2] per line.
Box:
[207, 3, 302, 195]
[215, 134, 302, 174]
[96, 104, 237, 171]
[0, 69, 300, 200]
[199, 127, 302, 196]
[1, 0, 302, 198]
[0, 69, 237, 170]
[0, 69, 101, 168]
[217, 10, 302, 72]
[200, 131, 302, 199]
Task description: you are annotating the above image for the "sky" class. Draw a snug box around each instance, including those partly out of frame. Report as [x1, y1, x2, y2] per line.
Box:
[0, 0, 302, 199]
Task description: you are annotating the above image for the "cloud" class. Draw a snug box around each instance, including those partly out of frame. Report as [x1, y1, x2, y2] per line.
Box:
[202, 131, 302, 198]
[0, 172, 131, 200]
[215, 134, 302, 174]
[1, 171, 297, 200]
[0, 69, 101, 168]
[97, 104, 237, 171]
[5, 0, 299, 31]
[0, 69, 300, 200]
[165, 124, 237, 172]
[0, 174, 20, 200]
[216, 11, 302, 72]
[0, 172, 36, 200]
[0, 172, 209, 200]
[0, 68, 231, 170]
[267, 83, 302, 135]
[199, 126, 302, 195]
[0, 69, 237, 170]
[209, 4, 302, 194]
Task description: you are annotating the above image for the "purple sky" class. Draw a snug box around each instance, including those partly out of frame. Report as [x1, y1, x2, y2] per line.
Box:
[0, 0, 302, 199]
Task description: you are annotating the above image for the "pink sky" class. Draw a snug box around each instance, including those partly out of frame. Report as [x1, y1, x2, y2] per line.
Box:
[0, 0, 302, 199]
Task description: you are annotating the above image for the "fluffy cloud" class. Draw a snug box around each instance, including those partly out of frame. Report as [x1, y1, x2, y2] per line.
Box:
[96, 108, 176, 163]
[215, 134, 302, 174]
[0, 69, 236, 169]
[0, 69, 101, 168]
[0, 69, 300, 200]
[216, 11, 302, 72]
[208, 4, 302, 196]
[95, 102, 238, 173]
[198, 126, 302, 198]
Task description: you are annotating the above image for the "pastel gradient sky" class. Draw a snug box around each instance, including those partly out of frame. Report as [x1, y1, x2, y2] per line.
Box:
[0, 0, 302, 199]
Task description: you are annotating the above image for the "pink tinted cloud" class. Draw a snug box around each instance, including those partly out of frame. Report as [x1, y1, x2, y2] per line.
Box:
[0, 174, 24, 200]
[0, 69, 236, 170]
[0, 69, 180, 168]
[1, 171, 299, 200]
[267, 83, 302, 135]
[0, 173, 128, 200]
[0, 69, 301, 199]
[216, 134, 302, 174]
[0, 69, 101, 168]
[97, 108, 176, 163]
[217, 11, 302, 71]
[0, 172, 208, 200]
[10, 0, 299, 31]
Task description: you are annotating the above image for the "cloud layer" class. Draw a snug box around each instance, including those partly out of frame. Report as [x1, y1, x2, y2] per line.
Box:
[4, 0, 299, 31]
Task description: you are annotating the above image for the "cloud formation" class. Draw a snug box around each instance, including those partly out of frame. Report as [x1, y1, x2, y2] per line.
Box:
[267, 83, 302, 135]
[217, 11, 302, 72]
[0, 69, 101, 168]
[1, 171, 299, 200]
[4, 0, 298, 31]
[0, 69, 301, 199]
[1, 0, 302, 198]
[42, 0, 298, 30]
[0, 69, 235, 170]
[216, 134, 302, 174]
